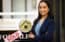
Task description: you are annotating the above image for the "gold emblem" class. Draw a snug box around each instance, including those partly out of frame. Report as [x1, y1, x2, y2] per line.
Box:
[19, 20, 32, 33]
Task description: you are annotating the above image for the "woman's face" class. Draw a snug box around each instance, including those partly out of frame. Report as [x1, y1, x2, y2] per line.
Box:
[39, 2, 49, 16]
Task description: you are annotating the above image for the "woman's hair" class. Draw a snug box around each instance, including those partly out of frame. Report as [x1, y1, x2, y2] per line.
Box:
[38, 0, 54, 19]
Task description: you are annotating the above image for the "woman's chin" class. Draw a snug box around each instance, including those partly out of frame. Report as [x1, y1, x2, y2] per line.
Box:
[41, 13, 48, 16]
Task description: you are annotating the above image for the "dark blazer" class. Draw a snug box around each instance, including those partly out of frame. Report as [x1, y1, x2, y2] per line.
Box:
[31, 16, 55, 42]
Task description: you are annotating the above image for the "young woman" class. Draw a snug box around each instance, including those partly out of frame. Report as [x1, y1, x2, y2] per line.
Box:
[29, 0, 55, 42]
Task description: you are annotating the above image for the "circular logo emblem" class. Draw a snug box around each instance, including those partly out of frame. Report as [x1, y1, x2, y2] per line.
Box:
[19, 20, 32, 33]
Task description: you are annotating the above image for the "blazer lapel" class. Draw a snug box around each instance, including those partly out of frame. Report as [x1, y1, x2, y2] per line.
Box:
[40, 17, 50, 34]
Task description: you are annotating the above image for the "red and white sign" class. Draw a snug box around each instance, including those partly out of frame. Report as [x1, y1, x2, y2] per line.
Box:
[4, 31, 22, 42]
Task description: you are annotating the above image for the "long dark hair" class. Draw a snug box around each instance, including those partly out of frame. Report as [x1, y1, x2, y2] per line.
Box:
[38, 0, 54, 20]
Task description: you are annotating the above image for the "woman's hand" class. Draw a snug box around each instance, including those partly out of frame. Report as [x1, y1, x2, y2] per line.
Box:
[29, 32, 35, 39]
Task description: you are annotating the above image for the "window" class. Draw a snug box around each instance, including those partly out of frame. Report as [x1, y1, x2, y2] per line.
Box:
[11, 0, 37, 12]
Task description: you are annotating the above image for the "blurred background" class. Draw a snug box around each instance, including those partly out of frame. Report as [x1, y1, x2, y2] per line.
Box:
[0, 0, 64, 42]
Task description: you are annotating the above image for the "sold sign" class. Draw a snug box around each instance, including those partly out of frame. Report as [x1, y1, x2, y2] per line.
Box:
[4, 31, 22, 42]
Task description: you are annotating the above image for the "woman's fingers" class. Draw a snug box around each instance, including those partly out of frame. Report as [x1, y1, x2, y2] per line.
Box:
[29, 33, 35, 39]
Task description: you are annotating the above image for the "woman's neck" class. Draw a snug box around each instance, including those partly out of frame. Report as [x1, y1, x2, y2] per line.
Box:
[41, 15, 48, 20]
[39, 15, 48, 23]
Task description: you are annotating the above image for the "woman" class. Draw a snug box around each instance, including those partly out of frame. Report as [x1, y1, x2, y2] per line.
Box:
[29, 0, 55, 42]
